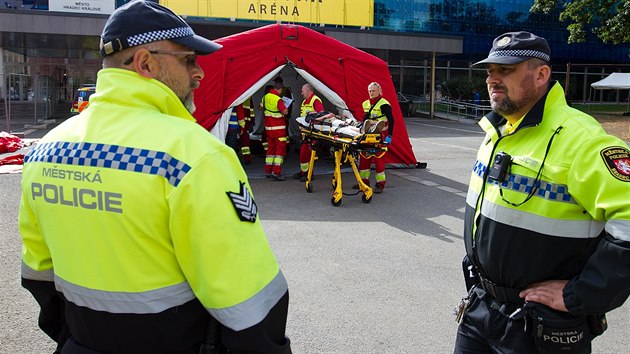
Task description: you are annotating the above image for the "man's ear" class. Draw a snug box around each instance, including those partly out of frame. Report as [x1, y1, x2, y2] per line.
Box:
[536, 65, 552, 88]
[131, 50, 157, 79]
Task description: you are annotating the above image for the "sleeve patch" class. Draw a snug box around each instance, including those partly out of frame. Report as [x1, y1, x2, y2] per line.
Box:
[600, 146, 630, 182]
[226, 181, 258, 222]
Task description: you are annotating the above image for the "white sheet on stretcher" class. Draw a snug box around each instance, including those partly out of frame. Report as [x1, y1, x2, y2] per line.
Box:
[296, 116, 362, 138]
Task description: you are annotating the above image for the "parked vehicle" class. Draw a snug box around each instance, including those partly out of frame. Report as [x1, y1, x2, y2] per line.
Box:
[70, 85, 96, 114]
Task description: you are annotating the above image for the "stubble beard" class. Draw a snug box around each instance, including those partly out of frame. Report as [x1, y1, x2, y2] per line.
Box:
[156, 65, 197, 114]
[490, 73, 537, 118]
[183, 92, 196, 114]
[490, 92, 517, 117]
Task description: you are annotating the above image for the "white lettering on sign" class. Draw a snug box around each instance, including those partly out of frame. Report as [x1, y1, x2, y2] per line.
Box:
[49, 0, 114, 15]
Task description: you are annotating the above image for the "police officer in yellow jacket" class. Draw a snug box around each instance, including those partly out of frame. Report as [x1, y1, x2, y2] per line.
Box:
[454, 31, 630, 353]
[19, 2, 291, 353]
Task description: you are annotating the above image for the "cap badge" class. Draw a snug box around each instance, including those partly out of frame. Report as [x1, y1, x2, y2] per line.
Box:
[497, 36, 511, 47]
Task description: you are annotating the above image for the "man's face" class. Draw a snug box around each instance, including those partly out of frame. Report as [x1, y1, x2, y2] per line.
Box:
[301, 85, 310, 99]
[485, 61, 540, 119]
[154, 43, 204, 113]
[368, 86, 380, 99]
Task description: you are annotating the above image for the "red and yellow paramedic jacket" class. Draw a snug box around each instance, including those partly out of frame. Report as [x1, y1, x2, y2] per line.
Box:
[300, 93, 323, 116]
[262, 89, 287, 138]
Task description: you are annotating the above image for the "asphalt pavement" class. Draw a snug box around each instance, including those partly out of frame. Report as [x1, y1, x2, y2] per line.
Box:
[1, 116, 628, 353]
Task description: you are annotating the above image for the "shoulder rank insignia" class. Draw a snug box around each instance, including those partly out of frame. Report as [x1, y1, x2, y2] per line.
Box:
[601, 146, 630, 182]
[226, 181, 258, 222]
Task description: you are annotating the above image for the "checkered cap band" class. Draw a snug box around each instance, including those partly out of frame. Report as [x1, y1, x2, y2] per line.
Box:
[489, 49, 550, 63]
[25, 141, 191, 187]
[127, 27, 195, 47]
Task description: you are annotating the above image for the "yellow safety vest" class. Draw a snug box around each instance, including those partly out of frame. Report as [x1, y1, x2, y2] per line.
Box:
[362, 97, 390, 123]
[301, 94, 322, 117]
[262, 92, 284, 118]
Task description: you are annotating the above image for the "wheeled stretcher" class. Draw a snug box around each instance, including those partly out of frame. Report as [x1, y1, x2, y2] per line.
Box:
[297, 115, 387, 206]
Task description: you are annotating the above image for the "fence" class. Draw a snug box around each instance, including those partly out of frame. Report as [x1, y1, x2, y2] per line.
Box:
[399, 92, 492, 121]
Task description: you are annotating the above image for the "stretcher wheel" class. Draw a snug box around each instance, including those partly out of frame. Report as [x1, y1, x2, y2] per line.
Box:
[331, 197, 342, 207]
[306, 182, 313, 193]
[362, 194, 372, 203]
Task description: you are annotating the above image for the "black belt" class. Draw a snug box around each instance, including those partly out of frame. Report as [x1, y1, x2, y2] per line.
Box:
[479, 276, 523, 304]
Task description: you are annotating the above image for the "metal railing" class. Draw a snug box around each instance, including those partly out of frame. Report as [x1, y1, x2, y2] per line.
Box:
[398, 92, 492, 121]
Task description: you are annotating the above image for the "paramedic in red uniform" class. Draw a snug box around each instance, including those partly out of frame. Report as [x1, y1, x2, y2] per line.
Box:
[355, 81, 394, 194]
[261, 84, 289, 180]
[293, 83, 324, 181]
[239, 97, 256, 165]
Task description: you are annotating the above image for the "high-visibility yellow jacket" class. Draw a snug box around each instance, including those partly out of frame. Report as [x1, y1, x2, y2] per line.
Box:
[464, 81, 630, 315]
[19, 68, 289, 352]
[300, 94, 322, 116]
[262, 91, 285, 119]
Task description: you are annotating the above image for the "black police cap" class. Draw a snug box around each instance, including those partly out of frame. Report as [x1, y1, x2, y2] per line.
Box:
[99, 0, 222, 58]
[472, 31, 551, 67]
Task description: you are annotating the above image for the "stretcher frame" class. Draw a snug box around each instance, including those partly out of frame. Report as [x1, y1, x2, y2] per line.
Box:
[299, 123, 387, 206]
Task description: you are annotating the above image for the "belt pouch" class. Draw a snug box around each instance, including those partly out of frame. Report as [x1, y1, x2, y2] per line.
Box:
[528, 304, 591, 354]
[585, 313, 607, 337]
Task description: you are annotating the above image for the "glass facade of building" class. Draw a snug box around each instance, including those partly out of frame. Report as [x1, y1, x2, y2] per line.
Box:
[372, 0, 629, 64]
[366, 0, 630, 102]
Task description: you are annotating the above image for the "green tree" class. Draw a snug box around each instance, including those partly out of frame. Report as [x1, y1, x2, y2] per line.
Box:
[530, 0, 630, 44]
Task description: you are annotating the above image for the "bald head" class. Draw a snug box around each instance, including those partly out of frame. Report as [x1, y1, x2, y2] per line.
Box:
[301, 84, 314, 99]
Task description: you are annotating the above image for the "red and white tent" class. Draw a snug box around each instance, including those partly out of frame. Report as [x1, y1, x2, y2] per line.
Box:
[193, 24, 418, 167]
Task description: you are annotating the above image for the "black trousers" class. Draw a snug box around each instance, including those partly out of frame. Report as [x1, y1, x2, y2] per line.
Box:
[225, 128, 240, 152]
[61, 337, 200, 354]
[454, 288, 591, 354]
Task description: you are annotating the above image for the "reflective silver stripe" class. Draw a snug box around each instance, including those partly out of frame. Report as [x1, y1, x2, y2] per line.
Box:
[55, 276, 196, 314]
[481, 200, 604, 238]
[208, 270, 288, 331]
[21, 261, 54, 281]
[606, 219, 630, 242]
[265, 126, 286, 131]
[466, 187, 479, 208]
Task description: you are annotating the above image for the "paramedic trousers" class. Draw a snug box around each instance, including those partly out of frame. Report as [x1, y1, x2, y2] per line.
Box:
[265, 130, 287, 175]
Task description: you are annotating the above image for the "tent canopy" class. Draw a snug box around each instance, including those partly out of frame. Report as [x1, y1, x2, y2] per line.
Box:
[193, 24, 418, 167]
[591, 72, 630, 90]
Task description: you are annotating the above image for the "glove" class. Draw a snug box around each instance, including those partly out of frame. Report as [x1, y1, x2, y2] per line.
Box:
[384, 135, 392, 145]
